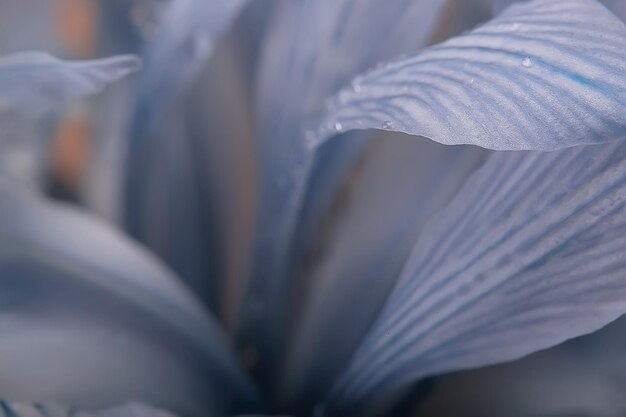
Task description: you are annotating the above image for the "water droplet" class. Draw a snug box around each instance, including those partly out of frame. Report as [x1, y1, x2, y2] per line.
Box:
[521, 57, 534, 68]
[468, 78, 475, 85]
[351, 83, 362, 93]
[381, 120, 393, 129]
[334, 121, 343, 132]
[510, 23, 520, 31]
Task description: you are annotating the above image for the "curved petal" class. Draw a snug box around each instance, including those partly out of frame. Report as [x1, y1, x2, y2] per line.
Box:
[0, 182, 259, 416]
[239, 0, 455, 384]
[124, 21, 263, 311]
[314, 0, 626, 151]
[0, 401, 177, 417]
[277, 136, 487, 413]
[75, 402, 178, 417]
[133, 0, 250, 136]
[323, 139, 626, 415]
[416, 315, 626, 416]
[0, 52, 140, 187]
[0, 53, 141, 119]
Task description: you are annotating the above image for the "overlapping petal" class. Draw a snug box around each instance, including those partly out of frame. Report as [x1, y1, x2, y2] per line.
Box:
[416, 315, 626, 416]
[0, 183, 258, 416]
[240, 0, 454, 385]
[315, 0, 626, 151]
[0, 52, 140, 119]
[324, 139, 626, 414]
[277, 135, 487, 412]
[133, 0, 251, 135]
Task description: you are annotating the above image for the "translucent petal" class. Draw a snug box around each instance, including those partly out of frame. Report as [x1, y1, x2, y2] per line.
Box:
[277, 136, 487, 412]
[0, 401, 177, 417]
[315, 0, 626, 151]
[416, 315, 626, 417]
[239, 0, 454, 385]
[124, 24, 261, 311]
[133, 0, 250, 136]
[324, 139, 626, 414]
[0, 53, 140, 119]
[0, 183, 258, 417]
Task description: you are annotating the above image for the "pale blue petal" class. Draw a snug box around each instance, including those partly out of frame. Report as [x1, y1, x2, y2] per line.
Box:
[0, 183, 258, 416]
[134, 0, 250, 136]
[0, 53, 141, 119]
[314, 0, 626, 151]
[417, 315, 626, 416]
[323, 139, 626, 414]
[277, 135, 487, 412]
[239, 0, 454, 381]
[74, 402, 178, 417]
[124, 28, 261, 310]
[0, 402, 177, 417]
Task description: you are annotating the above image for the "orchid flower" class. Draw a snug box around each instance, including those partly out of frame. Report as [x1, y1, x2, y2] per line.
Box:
[3, 0, 626, 416]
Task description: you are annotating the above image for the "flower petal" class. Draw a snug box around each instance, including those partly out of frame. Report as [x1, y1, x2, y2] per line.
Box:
[133, 0, 250, 136]
[0, 401, 178, 417]
[417, 315, 626, 416]
[0, 183, 258, 416]
[277, 136, 487, 413]
[239, 0, 455, 383]
[323, 139, 626, 414]
[315, 0, 626, 151]
[0, 52, 140, 119]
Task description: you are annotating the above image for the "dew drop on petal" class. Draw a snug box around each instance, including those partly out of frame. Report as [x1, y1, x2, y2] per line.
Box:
[351, 83, 362, 93]
[381, 120, 393, 129]
[510, 23, 520, 31]
[521, 57, 534, 68]
[334, 121, 343, 132]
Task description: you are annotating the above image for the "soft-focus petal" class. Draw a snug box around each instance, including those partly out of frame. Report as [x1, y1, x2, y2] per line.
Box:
[416, 315, 626, 417]
[315, 0, 626, 151]
[75, 402, 178, 417]
[0, 182, 258, 416]
[0, 52, 140, 119]
[0, 401, 177, 417]
[124, 18, 262, 312]
[239, 0, 455, 384]
[133, 0, 251, 136]
[277, 135, 487, 412]
[0, 52, 139, 188]
[123, 1, 264, 312]
[323, 139, 626, 415]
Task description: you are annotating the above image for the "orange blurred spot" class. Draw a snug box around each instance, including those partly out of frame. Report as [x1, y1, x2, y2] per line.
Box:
[56, 0, 98, 58]
[50, 114, 91, 190]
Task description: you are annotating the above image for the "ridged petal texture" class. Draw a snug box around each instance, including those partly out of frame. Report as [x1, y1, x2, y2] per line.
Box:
[315, 0, 626, 151]
[0, 182, 258, 417]
[0, 53, 141, 119]
[322, 139, 626, 415]
[278, 136, 487, 412]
